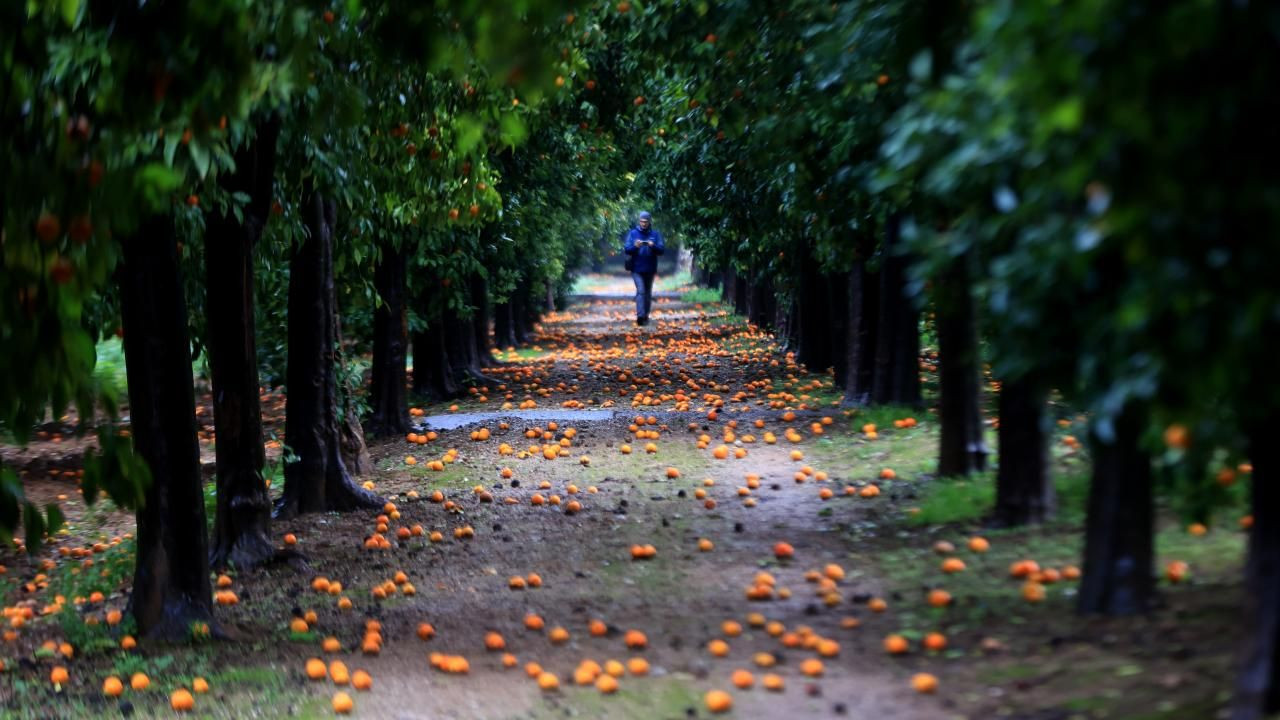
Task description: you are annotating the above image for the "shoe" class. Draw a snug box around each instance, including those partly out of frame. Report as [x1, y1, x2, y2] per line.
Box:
[636, 316, 648, 326]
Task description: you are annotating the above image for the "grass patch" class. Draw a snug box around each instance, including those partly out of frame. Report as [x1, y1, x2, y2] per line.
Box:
[907, 475, 998, 525]
[680, 287, 722, 305]
[841, 404, 927, 431]
[537, 675, 703, 720]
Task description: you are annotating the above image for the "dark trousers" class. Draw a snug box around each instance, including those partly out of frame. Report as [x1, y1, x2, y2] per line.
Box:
[632, 272, 655, 318]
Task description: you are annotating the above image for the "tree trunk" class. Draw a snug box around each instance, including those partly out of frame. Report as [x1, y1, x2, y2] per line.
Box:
[936, 252, 989, 475]
[204, 116, 279, 571]
[339, 403, 374, 476]
[722, 265, 738, 306]
[414, 318, 464, 401]
[332, 295, 373, 476]
[410, 330, 429, 396]
[512, 290, 530, 345]
[842, 260, 878, 406]
[870, 215, 922, 407]
[1077, 404, 1154, 615]
[517, 285, 538, 341]
[494, 300, 517, 349]
[746, 267, 774, 329]
[991, 376, 1053, 526]
[471, 272, 497, 368]
[732, 269, 748, 315]
[795, 250, 833, 372]
[119, 213, 214, 640]
[1234, 421, 1280, 718]
[276, 190, 384, 518]
[828, 271, 850, 388]
[365, 243, 409, 437]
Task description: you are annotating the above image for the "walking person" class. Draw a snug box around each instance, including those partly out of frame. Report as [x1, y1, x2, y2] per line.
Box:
[624, 211, 665, 326]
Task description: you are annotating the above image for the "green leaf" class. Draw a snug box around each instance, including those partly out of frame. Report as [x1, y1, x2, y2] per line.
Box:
[499, 113, 528, 148]
[1045, 97, 1082, 133]
[45, 504, 65, 536]
[59, 0, 81, 26]
[164, 133, 180, 167]
[190, 142, 210, 180]
[23, 501, 45, 553]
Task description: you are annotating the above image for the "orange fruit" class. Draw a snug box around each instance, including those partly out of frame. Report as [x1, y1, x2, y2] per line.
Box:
[102, 676, 124, 697]
[351, 670, 373, 691]
[884, 634, 909, 655]
[923, 632, 947, 651]
[333, 691, 354, 714]
[537, 671, 560, 691]
[624, 629, 647, 648]
[912, 673, 938, 693]
[131, 672, 151, 690]
[705, 689, 733, 713]
[800, 658, 824, 676]
[171, 688, 195, 712]
[1022, 581, 1047, 603]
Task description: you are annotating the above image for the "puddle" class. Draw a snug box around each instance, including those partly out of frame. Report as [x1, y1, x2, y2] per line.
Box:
[416, 409, 620, 431]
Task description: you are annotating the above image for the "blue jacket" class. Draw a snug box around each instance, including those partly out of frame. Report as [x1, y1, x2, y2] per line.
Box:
[624, 226, 665, 274]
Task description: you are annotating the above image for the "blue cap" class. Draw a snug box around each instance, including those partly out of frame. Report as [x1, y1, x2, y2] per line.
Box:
[639, 211, 652, 221]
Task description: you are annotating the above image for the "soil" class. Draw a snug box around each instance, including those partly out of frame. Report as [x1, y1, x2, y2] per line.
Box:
[0, 273, 1246, 719]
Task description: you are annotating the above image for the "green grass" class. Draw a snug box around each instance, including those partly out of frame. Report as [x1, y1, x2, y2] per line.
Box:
[680, 287, 722, 304]
[907, 471, 1092, 527]
[534, 675, 703, 720]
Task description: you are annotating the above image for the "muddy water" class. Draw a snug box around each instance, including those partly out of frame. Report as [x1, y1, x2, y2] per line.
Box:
[417, 409, 619, 431]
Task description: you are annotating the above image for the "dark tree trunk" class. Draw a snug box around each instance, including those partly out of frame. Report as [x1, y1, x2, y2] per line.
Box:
[545, 279, 555, 313]
[517, 285, 539, 342]
[276, 190, 384, 518]
[332, 303, 374, 476]
[447, 307, 494, 386]
[870, 215, 922, 407]
[1077, 404, 1154, 615]
[410, 330, 430, 396]
[512, 289, 530, 345]
[1235, 421, 1280, 719]
[414, 318, 465, 401]
[470, 272, 497, 368]
[842, 260, 879, 406]
[338, 402, 374, 476]
[732, 270, 748, 315]
[366, 243, 409, 437]
[746, 267, 774, 329]
[494, 300, 517, 349]
[936, 252, 989, 475]
[722, 265, 737, 306]
[828, 271, 850, 387]
[796, 249, 834, 373]
[204, 116, 279, 571]
[990, 376, 1053, 526]
[119, 214, 214, 640]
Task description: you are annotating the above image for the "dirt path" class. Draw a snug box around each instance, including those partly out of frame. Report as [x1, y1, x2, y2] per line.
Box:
[330, 278, 942, 719]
